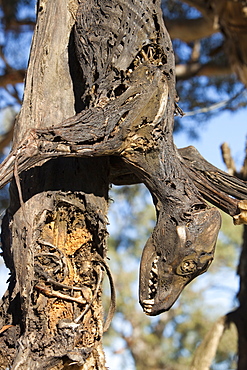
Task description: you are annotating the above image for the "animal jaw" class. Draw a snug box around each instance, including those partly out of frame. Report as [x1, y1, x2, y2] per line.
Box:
[0, 0, 244, 322]
[139, 205, 221, 315]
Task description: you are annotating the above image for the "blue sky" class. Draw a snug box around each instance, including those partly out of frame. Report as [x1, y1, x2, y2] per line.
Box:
[174, 108, 246, 313]
[0, 107, 246, 298]
[0, 102, 245, 370]
[174, 108, 247, 171]
[104, 110, 247, 369]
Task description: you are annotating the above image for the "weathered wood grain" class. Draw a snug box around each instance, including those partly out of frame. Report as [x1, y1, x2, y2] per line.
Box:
[0, 3, 246, 364]
[0, 1, 110, 369]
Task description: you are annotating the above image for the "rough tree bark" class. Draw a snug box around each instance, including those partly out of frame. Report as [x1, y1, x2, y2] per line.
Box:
[0, 0, 247, 369]
[220, 142, 247, 370]
[0, 1, 111, 369]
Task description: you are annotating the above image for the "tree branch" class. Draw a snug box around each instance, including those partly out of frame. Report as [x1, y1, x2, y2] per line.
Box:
[220, 142, 237, 176]
[176, 61, 231, 80]
[191, 315, 228, 370]
[179, 145, 247, 217]
[0, 124, 14, 153]
[165, 17, 215, 43]
[4, 18, 35, 31]
[0, 69, 26, 87]
[241, 139, 247, 180]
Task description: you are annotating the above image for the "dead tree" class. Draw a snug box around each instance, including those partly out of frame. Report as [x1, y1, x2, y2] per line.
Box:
[0, 1, 111, 369]
[0, 0, 247, 369]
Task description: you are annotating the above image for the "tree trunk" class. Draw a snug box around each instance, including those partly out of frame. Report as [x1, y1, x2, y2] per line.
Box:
[236, 224, 247, 370]
[0, 0, 247, 368]
[0, 1, 110, 368]
[229, 189, 247, 370]
[219, 142, 247, 370]
[236, 148, 247, 370]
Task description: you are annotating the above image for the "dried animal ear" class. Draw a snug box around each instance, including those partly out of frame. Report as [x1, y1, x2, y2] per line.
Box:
[233, 200, 247, 225]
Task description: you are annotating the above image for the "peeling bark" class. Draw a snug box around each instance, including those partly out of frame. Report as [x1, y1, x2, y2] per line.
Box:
[0, 1, 110, 368]
[0, 0, 247, 367]
[0, 0, 224, 318]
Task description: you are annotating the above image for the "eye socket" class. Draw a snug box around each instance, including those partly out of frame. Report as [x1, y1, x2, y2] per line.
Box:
[176, 259, 197, 275]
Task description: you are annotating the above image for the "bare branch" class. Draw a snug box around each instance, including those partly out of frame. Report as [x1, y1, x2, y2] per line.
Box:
[0, 123, 14, 153]
[5, 18, 35, 31]
[176, 61, 231, 80]
[0, 69, 26, 87]
[184, 87, 246, 116]
[240, 138, 247, 180]
[191, 315, 228, 370]
[166, 17, 215, 42]
[191, 40, 201, 62]
[0, 46, 26, 88]
[221, 142, 237, 176]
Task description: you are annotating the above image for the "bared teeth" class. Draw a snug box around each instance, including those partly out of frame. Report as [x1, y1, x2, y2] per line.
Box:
[143, 304, 154, 313]
[143, 299, 155, 305]
[152, 266, 158, 274]
[147, 256, 160, 299]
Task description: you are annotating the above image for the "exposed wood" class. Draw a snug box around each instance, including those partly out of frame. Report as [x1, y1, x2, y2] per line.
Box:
[0, 0, 223, 319]
[0, 0, 110, 368]
[0, 0, 247, 367]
